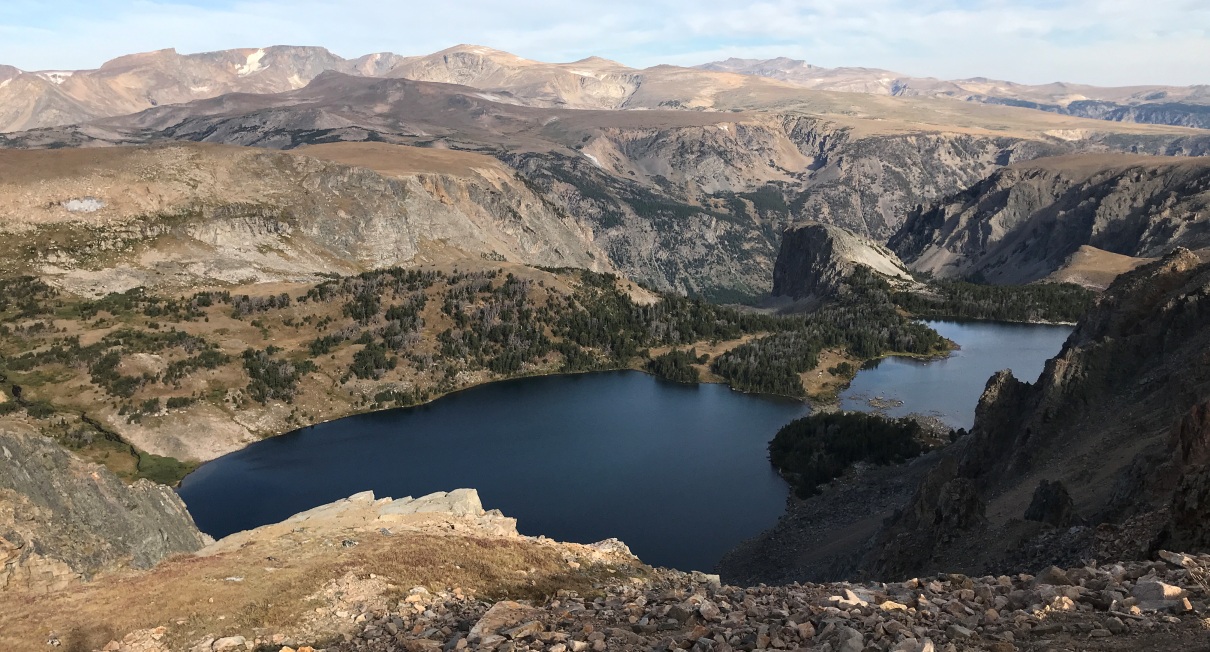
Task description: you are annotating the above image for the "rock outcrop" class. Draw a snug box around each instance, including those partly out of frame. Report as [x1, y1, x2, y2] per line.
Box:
[772, 222, 914, 301]
[889, 154, 1210, 285]
[200, 488, 520, 557]
[1157, 401, 1210, 552]
[861, 249, 1210, 579]
[1024, 480, 1078, 527]
[0, 425, 208, 592]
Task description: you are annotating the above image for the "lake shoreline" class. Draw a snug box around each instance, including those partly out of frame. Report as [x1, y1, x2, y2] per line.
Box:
[174, 317, 1064, 479]
[177, 370, 812, 572]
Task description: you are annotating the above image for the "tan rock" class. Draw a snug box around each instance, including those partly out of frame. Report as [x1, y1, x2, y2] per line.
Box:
[468, 601, 537, 642]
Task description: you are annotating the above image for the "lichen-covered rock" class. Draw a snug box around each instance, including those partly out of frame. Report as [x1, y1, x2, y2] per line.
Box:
[0, 426, 208, 592]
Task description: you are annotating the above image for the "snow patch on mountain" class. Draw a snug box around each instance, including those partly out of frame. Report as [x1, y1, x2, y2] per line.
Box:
[237, 49, 267, 76]
[61, 197, 106, 213]
[35, 71, 73, 85]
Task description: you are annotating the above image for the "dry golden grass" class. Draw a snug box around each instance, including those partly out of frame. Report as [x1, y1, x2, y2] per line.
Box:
[645, 333, 765, 383]
[1007, 152, 1210, 176]
[1046, 245, 1156, 290]
[0, 527, 643, 651]
[800, 349, 860, 402]
[293, 142, 507, 178]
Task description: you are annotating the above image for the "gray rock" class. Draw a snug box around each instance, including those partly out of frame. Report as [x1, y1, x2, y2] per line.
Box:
[945, 624, 973, 640]
[1024, 480, 1077, 527]
[1034, 566, 1074, 586]
[0, 427, 207, 591]
[504, 620, 544, 640]
[697, 600, 721, 622]
[834, 626, 865, 652]
[468, 601, 535, 642]
[211, 636, 246, 651]
[1131, 580, 1186, 602]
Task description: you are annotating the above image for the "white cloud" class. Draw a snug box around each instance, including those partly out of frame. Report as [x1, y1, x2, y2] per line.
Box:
[0, 0, 1205, 86]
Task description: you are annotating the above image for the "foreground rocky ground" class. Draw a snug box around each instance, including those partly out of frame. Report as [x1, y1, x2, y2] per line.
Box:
[312, 554, 1210, 652]
[69, 490, 1210, 652]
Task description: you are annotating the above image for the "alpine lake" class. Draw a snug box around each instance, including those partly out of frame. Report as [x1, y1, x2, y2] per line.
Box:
[179, 320, 1072, 572]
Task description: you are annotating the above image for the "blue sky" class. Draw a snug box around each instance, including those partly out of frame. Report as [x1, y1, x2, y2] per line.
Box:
[0, 0, 1206, 86]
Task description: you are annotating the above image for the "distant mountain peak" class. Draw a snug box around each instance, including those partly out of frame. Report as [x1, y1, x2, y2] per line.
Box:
[437, 44, 528, 60]
[98, 48, 180, 70]
[568, 55, 626, 67]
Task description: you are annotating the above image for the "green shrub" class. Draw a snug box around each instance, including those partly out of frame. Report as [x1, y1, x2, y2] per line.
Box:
[136, 451, 195, 486]
[769, 412, 926, 497]
[647, 349, 702, 384]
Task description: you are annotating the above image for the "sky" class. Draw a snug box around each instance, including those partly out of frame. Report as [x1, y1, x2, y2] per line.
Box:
[0, 0, 1206, 86]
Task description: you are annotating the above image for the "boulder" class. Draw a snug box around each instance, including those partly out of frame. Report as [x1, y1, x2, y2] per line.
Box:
[378, 489, 485, 518]
[1023, 480, 1077, 527]
[211, 636, 246, 651]
[1131, 580, 1186, 601]
[1034, 566, 1074, 586]
[468, 601, 536, 643]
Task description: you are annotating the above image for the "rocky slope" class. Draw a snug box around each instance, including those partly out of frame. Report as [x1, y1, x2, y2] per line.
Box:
[723, 250, 1210, 586]
[772, 222, 914, 301]
[0, 142, 606, 295]
[860, 249, 1210, 580]
[701, 57, 1210, 129]
[889, 154, 1210, 284]
[0, 424, 208, 594]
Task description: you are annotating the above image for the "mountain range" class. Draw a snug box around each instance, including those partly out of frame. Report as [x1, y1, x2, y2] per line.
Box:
[700, 57, 1210, 129]
[3, 44, 1209, 134]
[1, 45, 1208, 300]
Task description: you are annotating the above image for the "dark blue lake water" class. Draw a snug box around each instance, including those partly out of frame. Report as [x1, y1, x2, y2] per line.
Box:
[179, 320, 1072, 571]
[178, 371, 811, 572]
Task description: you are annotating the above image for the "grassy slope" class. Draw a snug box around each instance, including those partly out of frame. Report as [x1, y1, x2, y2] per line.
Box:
[0, 263, 961, 483]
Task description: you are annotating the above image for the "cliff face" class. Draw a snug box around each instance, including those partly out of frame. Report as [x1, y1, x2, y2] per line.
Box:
[890, 154, 1210, 285]
[0, 143, 608, 295]
[862, 249, 1210, 579]
[508, 118, 1208, 296]
[772, 222, 913, 300]
[0, 425, 208, 592]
